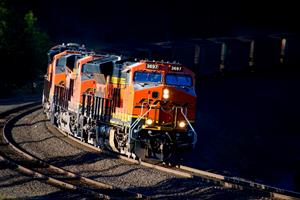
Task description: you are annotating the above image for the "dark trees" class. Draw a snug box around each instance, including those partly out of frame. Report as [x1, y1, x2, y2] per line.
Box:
[0, 0, 49, 96]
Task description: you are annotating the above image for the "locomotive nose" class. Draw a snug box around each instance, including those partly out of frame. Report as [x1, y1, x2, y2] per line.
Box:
[146, 86, 196, 128]
[155, 86, 196, 104]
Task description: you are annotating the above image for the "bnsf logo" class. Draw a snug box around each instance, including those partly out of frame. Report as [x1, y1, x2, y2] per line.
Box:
[135, 98, 190, 108]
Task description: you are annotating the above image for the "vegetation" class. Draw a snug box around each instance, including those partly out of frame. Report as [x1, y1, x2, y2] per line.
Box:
[0, 0, 50, 97]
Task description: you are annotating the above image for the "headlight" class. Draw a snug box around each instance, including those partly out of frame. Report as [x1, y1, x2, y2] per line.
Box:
[163, 88, 169, 99]
[146, 118, 153, 125]
[178, 121, 186, 128]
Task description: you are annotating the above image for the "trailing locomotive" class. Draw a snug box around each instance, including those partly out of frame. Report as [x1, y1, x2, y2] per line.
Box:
[43, 43, 197, 161]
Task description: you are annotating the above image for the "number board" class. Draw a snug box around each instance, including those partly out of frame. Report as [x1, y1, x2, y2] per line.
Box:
[170, 66, 182, 71]
[146, 64, 159, 70]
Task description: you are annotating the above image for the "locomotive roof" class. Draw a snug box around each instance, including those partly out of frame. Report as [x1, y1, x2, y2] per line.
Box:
[63, 53, 82, 58]
[50, 43, 85, 51]
[85, 57, 138, 71]
[121, 61, 141, 72]
[88, 55, 120, 65]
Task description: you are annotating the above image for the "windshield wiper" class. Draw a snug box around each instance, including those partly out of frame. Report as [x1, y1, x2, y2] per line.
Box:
[82, 72, 93, 79]
[137, 82, 148, 87]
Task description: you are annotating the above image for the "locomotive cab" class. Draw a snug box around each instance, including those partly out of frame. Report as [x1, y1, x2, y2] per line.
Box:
[43, 43, 89, 118]
[56, 54, 121, 140]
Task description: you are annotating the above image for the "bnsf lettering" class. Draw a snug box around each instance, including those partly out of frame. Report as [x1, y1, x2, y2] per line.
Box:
[135, 99, 190, 108]
[146, 64, 159, 70]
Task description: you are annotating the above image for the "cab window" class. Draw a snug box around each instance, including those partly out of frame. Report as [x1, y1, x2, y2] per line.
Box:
[134, 71, 162, 83]
[55, 57, 66, 74]
[166, 74, 192, 87]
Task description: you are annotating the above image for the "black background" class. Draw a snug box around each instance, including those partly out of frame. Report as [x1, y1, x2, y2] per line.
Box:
[10, 0, 299, 45]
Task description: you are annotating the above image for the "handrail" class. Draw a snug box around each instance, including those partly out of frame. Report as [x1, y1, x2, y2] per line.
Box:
[127, 105, 197, 152]
[127, 105, 156, 146]
[180, 108, 197, 146]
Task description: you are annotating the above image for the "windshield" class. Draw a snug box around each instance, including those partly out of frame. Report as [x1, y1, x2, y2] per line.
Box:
[166, 74, 192, 87]
[56, 58, 66, 74]
[55, 65, 65, 74]
[134, 71, 162, 83]
[82, 64, 100, 74]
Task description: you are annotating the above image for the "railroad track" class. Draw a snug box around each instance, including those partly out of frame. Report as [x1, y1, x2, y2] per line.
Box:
[2, 103, 300, 199]
[0, 103, 145, 199]
[46, 109, 300, 200]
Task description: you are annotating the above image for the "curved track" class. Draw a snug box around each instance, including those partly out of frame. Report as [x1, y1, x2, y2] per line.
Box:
[55, 123, 300, 200]
[47, 110, 300, 200]
[0, 103, 144, 199]
[1, 103, 300, 199]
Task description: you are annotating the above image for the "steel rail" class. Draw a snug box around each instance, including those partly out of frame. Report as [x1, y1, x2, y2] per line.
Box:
[49, 113, 300, 200]
[0, 103, 145, 199]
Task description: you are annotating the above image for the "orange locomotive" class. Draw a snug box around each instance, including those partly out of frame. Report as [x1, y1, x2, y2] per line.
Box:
[43, 44, 197, 161]
[43, 43, 90, 117]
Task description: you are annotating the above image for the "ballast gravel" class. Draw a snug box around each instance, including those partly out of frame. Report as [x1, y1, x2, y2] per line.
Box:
[0, 166, 58, 199]
[0, 109, 87, 199]
[10, 109, 269, 199]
